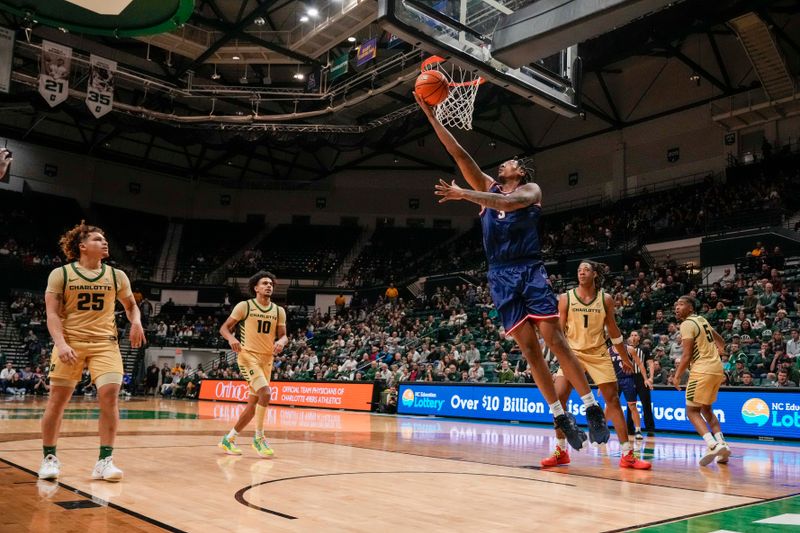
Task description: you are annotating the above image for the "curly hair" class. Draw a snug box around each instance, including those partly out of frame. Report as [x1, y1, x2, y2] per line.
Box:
[58, 221, 104, 262]
[512, 156, 536, 184]
[248, 270, 277, 294]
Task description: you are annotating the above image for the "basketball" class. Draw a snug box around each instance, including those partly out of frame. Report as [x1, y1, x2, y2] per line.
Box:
[415, 70, 450, 106]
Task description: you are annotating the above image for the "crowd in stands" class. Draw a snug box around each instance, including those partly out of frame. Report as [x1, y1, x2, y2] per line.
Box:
[3, 241, 800, 398]
[92, 203, 167, 279]
[370, 158, 800, 288]
[341, 227, 455, 288]
[2, 145, 800, 397]
[174, 220, 262, 284]
[228, 225, 361, 280]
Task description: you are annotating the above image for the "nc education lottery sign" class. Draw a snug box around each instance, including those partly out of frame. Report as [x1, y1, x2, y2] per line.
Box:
[199, 380, 374, 411]
[397, 383, 800, 440]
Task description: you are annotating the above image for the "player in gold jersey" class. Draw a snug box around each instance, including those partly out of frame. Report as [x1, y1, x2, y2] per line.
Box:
[218, 271, 287, 457]
[674, 296, 731, 466]
[542, 261, 651, 469]
[38, 222, 146, 482]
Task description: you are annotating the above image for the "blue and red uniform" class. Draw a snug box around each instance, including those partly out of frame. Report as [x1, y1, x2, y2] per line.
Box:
[481, 181, 559, 335]
[609, 345, 638, 403]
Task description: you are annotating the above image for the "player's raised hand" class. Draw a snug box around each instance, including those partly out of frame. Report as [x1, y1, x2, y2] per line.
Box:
[130, 322, 147, 348]
[56, 342, 78, 365]
[434, 179, 464, 203]
[413, 91, 435, 119]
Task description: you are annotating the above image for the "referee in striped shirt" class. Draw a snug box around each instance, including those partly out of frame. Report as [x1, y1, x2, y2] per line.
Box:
[627, 330, 656, 435]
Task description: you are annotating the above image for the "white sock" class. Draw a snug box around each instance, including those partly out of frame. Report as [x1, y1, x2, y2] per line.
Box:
[556, 438, 566, 449]
[226, 429, 238, 440]
[255, 430, 263, 439]
[714, 432, 725, 444]
[580, 392, 599, 408]
[549, 400, 565, 417]
[634, 426, 641, 432]
[621, 441, 632, 453]
[702, 432, 716, 447]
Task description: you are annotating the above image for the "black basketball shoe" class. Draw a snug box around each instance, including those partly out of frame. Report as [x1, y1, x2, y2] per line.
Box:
[554, 412, 587, 451]
[585, 404, 611, 444]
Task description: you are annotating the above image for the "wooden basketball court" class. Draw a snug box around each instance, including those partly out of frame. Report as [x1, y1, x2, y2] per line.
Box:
[1, 397, 798, 532]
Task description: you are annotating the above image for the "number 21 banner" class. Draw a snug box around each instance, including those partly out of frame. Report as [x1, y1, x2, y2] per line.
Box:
[39, 40, 72, 107]
[86, 55, 116, 118]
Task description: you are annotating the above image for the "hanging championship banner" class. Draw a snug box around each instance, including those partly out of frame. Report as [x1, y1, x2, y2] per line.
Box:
[86, 55, 116, 118]
[39, 40, 72, 107]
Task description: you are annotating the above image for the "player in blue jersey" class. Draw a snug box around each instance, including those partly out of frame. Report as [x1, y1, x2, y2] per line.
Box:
[415, 92, 609, 450]
[612, 333, 652, 440]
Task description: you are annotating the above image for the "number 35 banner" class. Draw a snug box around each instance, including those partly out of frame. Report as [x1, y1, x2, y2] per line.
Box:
[86, 55, 116, 118]
[38, 40, 72, 107]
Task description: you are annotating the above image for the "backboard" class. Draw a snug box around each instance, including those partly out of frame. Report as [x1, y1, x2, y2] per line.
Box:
[377, 0, 582, 117]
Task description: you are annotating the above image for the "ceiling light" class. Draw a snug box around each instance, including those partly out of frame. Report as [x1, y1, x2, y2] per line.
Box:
[347, 36, 356, 43]
[293, 72, 305, 80]
[299, 15, 309, 22]
[254, 16, 266, 26]
[211, 72, 221, 80]
[232, 54, 241, 60]
[307, 8, 319, 17]
[240, 75, 248, 84]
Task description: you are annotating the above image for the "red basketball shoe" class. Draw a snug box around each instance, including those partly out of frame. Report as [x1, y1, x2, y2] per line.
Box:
[541, 446, 570, 467]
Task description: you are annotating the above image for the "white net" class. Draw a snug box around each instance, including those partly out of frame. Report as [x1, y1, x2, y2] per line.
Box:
[422, 59, 482, 130]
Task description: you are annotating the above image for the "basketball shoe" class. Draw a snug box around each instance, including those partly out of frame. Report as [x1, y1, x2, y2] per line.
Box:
[619, 450, 652, 469]
[554, 412, 587, 451]
[715, 442, 731, 464]
[541, 446, 570, 467]
[38, 454, 60, 480]
[252, 437, 274, 458]
[92, 457, 123, 482]
[585, 404, 611, 444]
[699, 441, 730, 466]
[219, 435, 242, 455]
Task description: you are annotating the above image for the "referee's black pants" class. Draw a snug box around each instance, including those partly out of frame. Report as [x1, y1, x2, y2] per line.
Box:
[626, 374, 655, 434]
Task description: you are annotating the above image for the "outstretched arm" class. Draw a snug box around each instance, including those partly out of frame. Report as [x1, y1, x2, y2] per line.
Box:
[414, 92, 492, 192]
[435, 180, 541, 212]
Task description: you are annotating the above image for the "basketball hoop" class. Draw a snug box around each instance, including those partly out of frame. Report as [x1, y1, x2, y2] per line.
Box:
[421, 56, 484, 130]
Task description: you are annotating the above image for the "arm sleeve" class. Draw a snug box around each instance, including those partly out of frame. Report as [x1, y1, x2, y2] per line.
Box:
[229, 301, 248, 321]
[679, 320, 700, 339]
[278, 306, 286, 327]
[115, 269, 133, 299]
[45, 268, 65, 294]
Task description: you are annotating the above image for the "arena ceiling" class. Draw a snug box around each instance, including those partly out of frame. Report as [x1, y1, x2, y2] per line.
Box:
[0, 0, 797, 188]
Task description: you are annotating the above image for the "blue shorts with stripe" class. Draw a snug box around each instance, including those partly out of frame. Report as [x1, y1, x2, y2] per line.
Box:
[487, 261, 559, 334]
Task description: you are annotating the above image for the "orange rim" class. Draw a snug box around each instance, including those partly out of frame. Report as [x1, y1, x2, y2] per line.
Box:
[420, 55, 446, 71]
[449, 78, 485, 87]
[420, 55, 485, 87]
